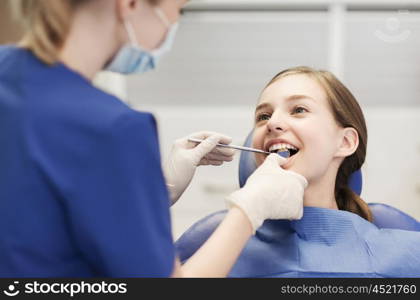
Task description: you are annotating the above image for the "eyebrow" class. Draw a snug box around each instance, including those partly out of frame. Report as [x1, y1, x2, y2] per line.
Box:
[254, 103, 271, 113]
[286, 94, 316, 102]
[255, 94, 316, 113]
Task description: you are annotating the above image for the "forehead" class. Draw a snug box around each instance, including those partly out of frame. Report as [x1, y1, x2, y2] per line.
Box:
[259, 74, 327, 105]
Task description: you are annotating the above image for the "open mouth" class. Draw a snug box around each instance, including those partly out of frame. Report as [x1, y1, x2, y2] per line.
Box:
[267, 143, 299, 157]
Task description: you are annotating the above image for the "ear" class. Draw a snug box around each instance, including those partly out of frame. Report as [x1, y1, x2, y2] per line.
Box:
[335, 127, 359, 158]
[115, 0, 140, 21]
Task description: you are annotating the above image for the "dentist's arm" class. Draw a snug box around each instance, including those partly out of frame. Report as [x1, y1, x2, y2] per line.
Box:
[171, 206, 252, 278]
[170, 153, 308, 277]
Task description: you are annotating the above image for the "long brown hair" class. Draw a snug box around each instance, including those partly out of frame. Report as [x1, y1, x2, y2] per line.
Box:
[265, 66, 372, 222]
[10, 0, 162, 65]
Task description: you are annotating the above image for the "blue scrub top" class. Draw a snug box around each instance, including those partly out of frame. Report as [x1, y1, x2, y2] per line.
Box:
[0, 46, 175, 277]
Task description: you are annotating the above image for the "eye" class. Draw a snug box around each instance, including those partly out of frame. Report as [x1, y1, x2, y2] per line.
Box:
[292, 106, 308, 115]
[255, 113, 271, 122]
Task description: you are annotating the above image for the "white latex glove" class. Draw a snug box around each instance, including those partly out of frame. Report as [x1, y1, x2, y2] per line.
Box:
[225, 153, 308, 233]
[164, 131, 235, 205]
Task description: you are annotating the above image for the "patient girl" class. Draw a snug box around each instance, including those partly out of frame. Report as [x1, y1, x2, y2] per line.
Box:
[252, 66, 371, 220]
[177, 66, 420, 277]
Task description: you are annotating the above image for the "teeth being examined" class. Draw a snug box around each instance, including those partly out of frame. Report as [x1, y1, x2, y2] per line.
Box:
[269, 143, 297, 152]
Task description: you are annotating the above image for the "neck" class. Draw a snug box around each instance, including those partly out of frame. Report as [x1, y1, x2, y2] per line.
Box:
[58, 8, 121, 80]
[303, 166, 339, 210]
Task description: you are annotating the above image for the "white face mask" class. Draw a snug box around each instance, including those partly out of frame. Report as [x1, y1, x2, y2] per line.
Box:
[105, 7, 179, 75]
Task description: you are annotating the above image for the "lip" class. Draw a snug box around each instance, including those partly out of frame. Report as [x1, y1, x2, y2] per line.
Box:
[264, 138, 299, 153]
[279, 151, 298, 169]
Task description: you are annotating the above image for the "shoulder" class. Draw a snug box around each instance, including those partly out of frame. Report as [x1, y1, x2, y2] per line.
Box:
[0, 46, 134, 126]
[0, 45, 14, 61]
[0, 46, 28, 81]
[24, 83, 159, 167]
[0, 45, 20, 61]
[78, 107, 159, 160]
[365, 228, 420, 277]
[365, 227, 420, 251]
[175, 210, 227, 262]
[106, 109, 159, 154]
[16, 57, 158, 140]
[353, 205, 420, 277]
[53, 76, 159, 139]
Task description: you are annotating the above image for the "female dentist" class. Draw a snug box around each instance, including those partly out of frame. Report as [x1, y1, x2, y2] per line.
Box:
[0, 0, 308, 277]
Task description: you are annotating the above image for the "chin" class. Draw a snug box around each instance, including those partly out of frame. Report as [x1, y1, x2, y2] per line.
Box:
[254, 153, 265, 167]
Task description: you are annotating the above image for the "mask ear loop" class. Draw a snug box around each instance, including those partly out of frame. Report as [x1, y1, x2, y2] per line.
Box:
[123, 20, 140, 47]
[124, 7, 170, 47]
[154, 7, 171, 29]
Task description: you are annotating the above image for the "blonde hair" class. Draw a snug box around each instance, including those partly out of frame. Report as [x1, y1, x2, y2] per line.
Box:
[265, 66, 372, 222]
[10, 0, 162, 65]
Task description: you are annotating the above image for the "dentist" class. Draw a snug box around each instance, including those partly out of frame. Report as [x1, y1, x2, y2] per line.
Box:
[0, 0, 308, 277]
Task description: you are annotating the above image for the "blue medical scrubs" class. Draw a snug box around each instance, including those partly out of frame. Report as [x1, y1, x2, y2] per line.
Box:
[0, 46, 174, 277]
[176, 207, 420, 277]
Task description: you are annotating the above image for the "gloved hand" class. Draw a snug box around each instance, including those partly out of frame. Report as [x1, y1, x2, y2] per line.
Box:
[164, 131, 235, 205]
[225, 153, 308, 233]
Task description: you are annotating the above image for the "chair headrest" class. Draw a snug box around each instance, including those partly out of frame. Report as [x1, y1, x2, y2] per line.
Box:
[368, 203, 420, 231]
[238, 130, 363, 195]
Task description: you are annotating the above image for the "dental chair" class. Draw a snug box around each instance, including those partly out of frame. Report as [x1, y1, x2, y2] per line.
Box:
[176, 131, 420, 266]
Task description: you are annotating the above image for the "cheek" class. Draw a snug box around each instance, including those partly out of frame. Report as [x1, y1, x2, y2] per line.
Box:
[133, 11, 166, 50]
[292, 120, 340, 178]
[296, 117, 337, 152]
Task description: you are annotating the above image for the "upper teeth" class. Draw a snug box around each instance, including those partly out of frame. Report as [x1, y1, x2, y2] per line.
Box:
[268, 143, 297, 152]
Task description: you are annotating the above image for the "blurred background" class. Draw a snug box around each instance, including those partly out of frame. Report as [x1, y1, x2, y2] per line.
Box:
[1, 0, 420, 239]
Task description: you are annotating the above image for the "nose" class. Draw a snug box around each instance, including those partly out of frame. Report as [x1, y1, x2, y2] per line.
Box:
[267, 124, 283, 133]
[266, 112, 288, 133]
